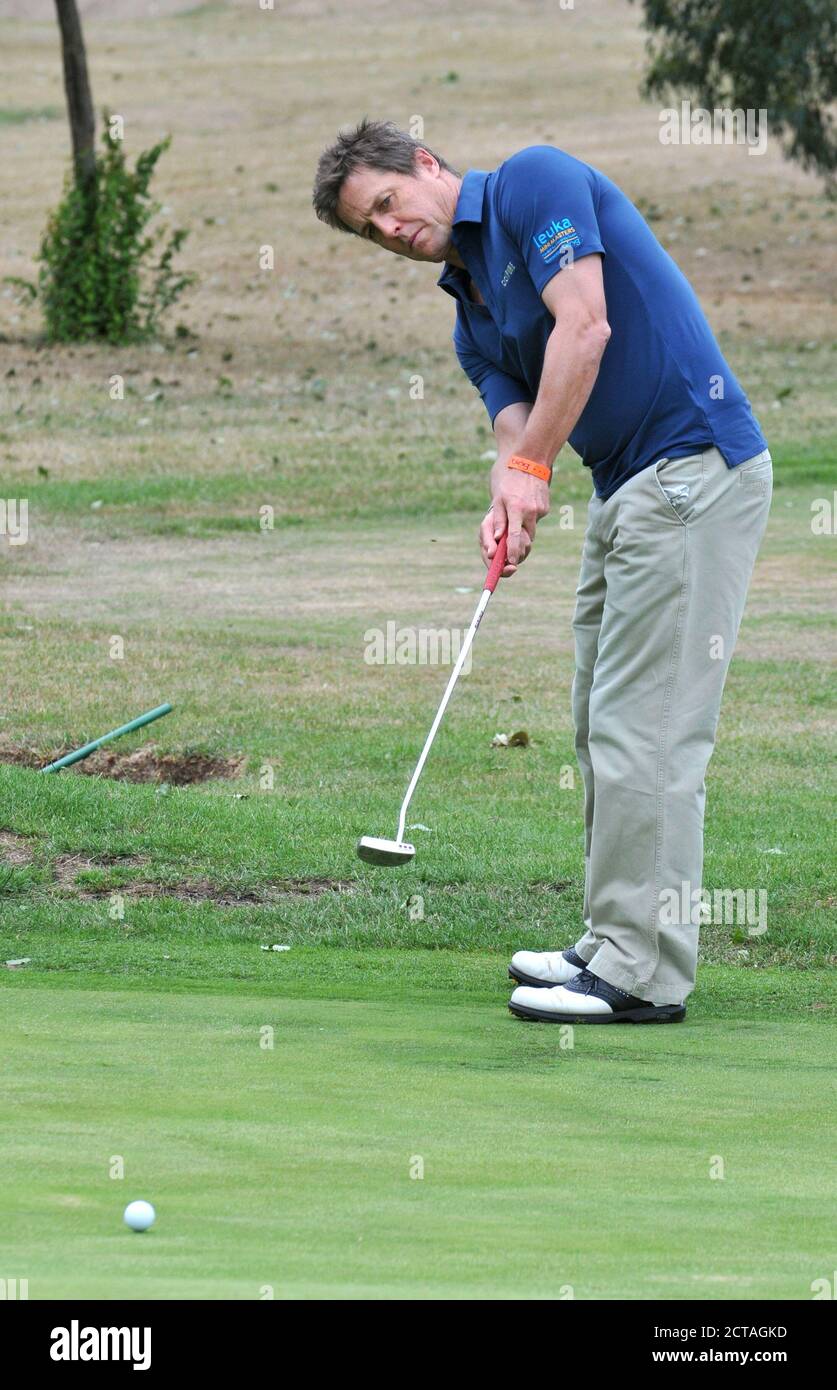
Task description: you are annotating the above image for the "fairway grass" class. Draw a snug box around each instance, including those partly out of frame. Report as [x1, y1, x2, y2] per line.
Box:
[1, 496, 834, 971]
[2, 958, 834, 1301]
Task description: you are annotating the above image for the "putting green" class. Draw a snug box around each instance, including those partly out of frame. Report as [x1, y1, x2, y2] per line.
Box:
[2, 953, 833, 1300]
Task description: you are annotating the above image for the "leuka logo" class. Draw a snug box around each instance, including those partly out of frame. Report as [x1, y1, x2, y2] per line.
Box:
[532, 216, 582, 263]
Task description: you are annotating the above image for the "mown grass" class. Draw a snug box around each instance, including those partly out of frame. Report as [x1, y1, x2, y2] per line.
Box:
[1, 963, 834, 1300]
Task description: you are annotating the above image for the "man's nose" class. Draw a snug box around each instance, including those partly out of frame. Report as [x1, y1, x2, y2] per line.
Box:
[379, 216, 403, 243]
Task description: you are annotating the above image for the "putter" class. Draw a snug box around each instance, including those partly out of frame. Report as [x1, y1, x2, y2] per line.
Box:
[357, 529, 509, 866]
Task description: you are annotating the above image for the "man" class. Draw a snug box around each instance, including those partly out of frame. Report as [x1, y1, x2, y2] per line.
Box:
[312, 119, 772, 1025]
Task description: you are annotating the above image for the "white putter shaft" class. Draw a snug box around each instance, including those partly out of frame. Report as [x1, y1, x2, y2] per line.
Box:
[357, 532, 509, 867]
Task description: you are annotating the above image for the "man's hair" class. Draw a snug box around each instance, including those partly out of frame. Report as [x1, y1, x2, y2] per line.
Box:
[312, 117, 459, 235]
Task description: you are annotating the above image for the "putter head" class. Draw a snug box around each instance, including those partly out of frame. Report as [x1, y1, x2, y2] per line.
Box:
[356, 835, 416, 867]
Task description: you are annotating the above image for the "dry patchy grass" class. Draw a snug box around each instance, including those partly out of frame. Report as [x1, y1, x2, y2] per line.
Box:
[0, 0, 834, 458]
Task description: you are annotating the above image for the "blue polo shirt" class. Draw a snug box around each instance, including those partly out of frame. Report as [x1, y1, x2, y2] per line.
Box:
[437, 145, 767, 500]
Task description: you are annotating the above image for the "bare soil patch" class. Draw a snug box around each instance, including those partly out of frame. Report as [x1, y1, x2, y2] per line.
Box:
[51, 852, 150, 890]
[86, 875, 355, 904]
[0, 742, 244, 783]
[78, 746, 245, 783]
[49, 851, 353, 902]
[1, 832, 353, 901]
[0, 830, 36, 863]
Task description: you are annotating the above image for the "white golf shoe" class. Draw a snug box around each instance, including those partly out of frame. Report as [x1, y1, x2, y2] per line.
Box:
[508, 946, 588, 989]
[509, 968, 687, 1024]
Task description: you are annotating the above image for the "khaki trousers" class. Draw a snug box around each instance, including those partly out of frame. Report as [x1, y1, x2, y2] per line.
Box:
[570, 446, 772, 1004]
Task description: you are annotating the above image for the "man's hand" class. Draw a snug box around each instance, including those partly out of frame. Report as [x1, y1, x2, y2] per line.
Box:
[479, 455, 550, 576]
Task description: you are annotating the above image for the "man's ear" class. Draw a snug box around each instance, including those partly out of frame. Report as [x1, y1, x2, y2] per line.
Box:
[414, 147, 439, 176]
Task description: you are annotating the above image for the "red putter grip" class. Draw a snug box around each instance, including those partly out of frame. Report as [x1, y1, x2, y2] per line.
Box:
[484, 530, 508, 593]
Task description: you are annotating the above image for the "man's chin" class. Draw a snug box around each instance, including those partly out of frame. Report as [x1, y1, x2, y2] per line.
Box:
[395, 233, 449, 263]
[414, 238, 450, 265]
[403, 246, 445, 265]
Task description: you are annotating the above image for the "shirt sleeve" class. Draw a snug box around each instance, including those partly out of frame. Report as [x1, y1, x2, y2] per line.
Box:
[453, 328, 533, 427]
[493, 145, 605, 297]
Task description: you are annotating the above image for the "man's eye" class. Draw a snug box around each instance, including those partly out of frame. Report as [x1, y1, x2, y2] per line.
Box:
[362, 196, 391, 240]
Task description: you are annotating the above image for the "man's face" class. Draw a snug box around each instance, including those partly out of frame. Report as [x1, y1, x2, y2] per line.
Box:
[336, 148, 459, 262]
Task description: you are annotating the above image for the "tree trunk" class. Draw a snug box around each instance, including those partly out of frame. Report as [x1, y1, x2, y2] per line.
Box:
[54, 0, 96, 189]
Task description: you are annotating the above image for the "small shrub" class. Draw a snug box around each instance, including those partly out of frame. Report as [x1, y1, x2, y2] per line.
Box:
[20, 114, 196, 344]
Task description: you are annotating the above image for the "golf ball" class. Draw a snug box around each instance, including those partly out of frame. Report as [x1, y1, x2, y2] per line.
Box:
[123, 1200, 156, 1232]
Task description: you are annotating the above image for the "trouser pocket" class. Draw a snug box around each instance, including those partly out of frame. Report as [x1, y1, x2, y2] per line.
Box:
[653, 451, 705, 524]
[737, 451, 772, 497]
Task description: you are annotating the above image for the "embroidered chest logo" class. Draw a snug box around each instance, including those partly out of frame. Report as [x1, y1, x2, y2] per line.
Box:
[500, 260, 516, 288]
[532, 217, 583, 264]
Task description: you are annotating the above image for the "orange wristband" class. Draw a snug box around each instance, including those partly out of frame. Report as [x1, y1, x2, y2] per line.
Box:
[507, 454, 552, 483]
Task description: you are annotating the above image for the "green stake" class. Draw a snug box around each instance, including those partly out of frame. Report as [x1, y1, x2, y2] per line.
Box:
[40, 703, 174, 774]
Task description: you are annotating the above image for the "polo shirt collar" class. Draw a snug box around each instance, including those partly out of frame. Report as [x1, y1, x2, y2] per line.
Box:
[436, 168, 489, 300]
[452, 168, 489, 226]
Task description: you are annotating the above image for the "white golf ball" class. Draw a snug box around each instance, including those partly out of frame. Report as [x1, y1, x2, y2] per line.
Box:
[123, 1200, 156, 1232]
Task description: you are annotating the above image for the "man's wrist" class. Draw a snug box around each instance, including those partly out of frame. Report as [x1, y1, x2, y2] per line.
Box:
[507, 453, 553, 484]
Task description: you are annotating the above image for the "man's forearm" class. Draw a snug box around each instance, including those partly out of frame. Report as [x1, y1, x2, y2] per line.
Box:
[493, 401, 534, 461]
[514, 321, 609, 469]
